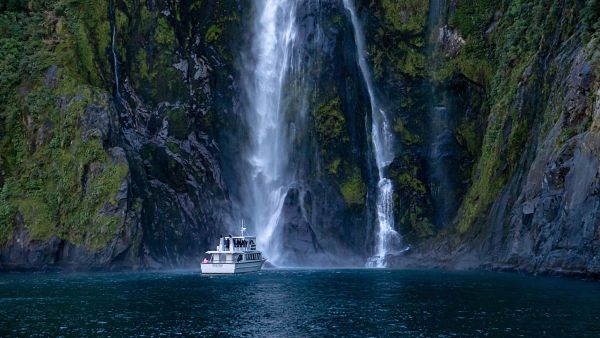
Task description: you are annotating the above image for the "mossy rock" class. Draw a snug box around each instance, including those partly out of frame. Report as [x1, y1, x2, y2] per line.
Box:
[340, 170, 366, 206]
[380, 0, 429, 35]
[167, 107, 189, 140]
[205, 24, 222, 44]
[0, 3, 129, 248]
[314, 97, 349, 146]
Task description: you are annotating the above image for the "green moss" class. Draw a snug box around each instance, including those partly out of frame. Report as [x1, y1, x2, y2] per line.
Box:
[0, 180, 17, 244]
[331, 14, 343, 26]
[457, 105, 506, 233]
[167, 108, 189, 139]
[115, 8, 128, 33]
[380, 0, 429, 34]
[370, 0, 429, 81]
[66, 0, 112, 87]
[430, 57, 456, 83]
[394, 118, 421, 145]
[134, 48, 149, 83]
[190, 1, 203, 11]
[450, 0, 496, 39]
[73, 19, 100, 84]
[340, 170, 366, 206]
[371, 48, 385, 80]
[400, 206, 434, 238]
[395, 44, 427, 78]
[9, 83, 129, 247]
[452, 0, 567, 233]
[455, 119, 482, 157]
[138, 3, 154, 35]
[448, 0, 497, 86]
[166, 142, 181, 155]
[0, 3, 128, 249]
[412, 218, 434, 237]
[452, 52, 493, 86]
[327, 158, 342, 175]
[205, 24, 222, 44]
[314, 97, 348, 146]
[155, 17, 176, 46]
[396, 173, 426, 194]
[506, 113, 530, 170]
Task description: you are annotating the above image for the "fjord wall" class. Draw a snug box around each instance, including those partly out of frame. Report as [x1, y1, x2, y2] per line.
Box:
[0, 0, 598, 275]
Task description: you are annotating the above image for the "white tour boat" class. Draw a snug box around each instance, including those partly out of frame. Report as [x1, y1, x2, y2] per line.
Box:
[201, 222, 266, 274]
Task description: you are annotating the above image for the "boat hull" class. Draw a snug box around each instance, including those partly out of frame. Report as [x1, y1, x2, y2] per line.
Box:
[201, 259, 266, 274]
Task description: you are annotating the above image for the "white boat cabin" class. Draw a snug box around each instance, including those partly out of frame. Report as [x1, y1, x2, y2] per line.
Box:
[201, 222, 267, 274]
[205, 235, 264, 263]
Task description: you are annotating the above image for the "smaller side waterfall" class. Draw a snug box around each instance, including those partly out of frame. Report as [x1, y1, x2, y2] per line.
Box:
[426, 0, 460, 227]
[112, 26, 119, 94]
[342, 0, 407, 267]
[110, 0, 120, 96]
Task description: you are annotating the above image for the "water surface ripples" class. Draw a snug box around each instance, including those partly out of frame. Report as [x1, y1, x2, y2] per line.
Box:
[1, 269, 599, 336]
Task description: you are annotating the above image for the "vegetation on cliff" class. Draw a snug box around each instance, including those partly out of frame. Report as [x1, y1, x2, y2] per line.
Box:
[365, 0, 434, 239]
[449, 0, 599, 233]
[0, 1, 127, 247]
[0, 0, 597, 272]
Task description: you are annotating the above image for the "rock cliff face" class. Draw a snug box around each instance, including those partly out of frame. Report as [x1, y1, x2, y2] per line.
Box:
[392, 0, 600, 277]
[0, 0, 239, 269]
[477, 43, 600, 276]
[0, 0, 598, 275]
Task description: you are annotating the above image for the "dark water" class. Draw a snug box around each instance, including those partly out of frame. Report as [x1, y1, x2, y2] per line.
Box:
[1, 269, 599, 337]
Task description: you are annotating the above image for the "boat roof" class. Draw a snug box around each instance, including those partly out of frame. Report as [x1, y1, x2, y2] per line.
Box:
[206, 250, 260, 254]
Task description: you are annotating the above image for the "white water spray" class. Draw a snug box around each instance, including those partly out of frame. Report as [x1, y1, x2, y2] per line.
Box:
[242, 0, 298, 265]
[343, 0, 406, 267]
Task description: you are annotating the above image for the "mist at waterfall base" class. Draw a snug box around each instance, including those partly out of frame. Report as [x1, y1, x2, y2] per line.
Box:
[3, 270, 600, 336]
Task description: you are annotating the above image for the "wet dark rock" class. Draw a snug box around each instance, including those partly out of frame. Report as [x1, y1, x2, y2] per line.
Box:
[43, 65, 59, 89]
[280, 188, 322, 263]
[80, 104, 110, 142]
[438, 25, 465, 57]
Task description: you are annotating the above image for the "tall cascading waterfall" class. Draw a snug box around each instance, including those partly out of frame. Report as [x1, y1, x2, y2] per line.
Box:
[342, 0, 406, 267]
[240, 0, 301, 265]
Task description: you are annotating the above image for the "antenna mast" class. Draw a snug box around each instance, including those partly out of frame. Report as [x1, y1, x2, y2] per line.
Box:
[240, 219, 247, 237]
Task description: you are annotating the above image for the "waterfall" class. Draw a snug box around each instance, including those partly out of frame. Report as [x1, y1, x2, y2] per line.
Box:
[241, 0, 299, 265]
[426, 0, 459, 227]
[110, 0, 120, 96]
[342, 0, 406, 267]
[112, 26, 119, 94]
